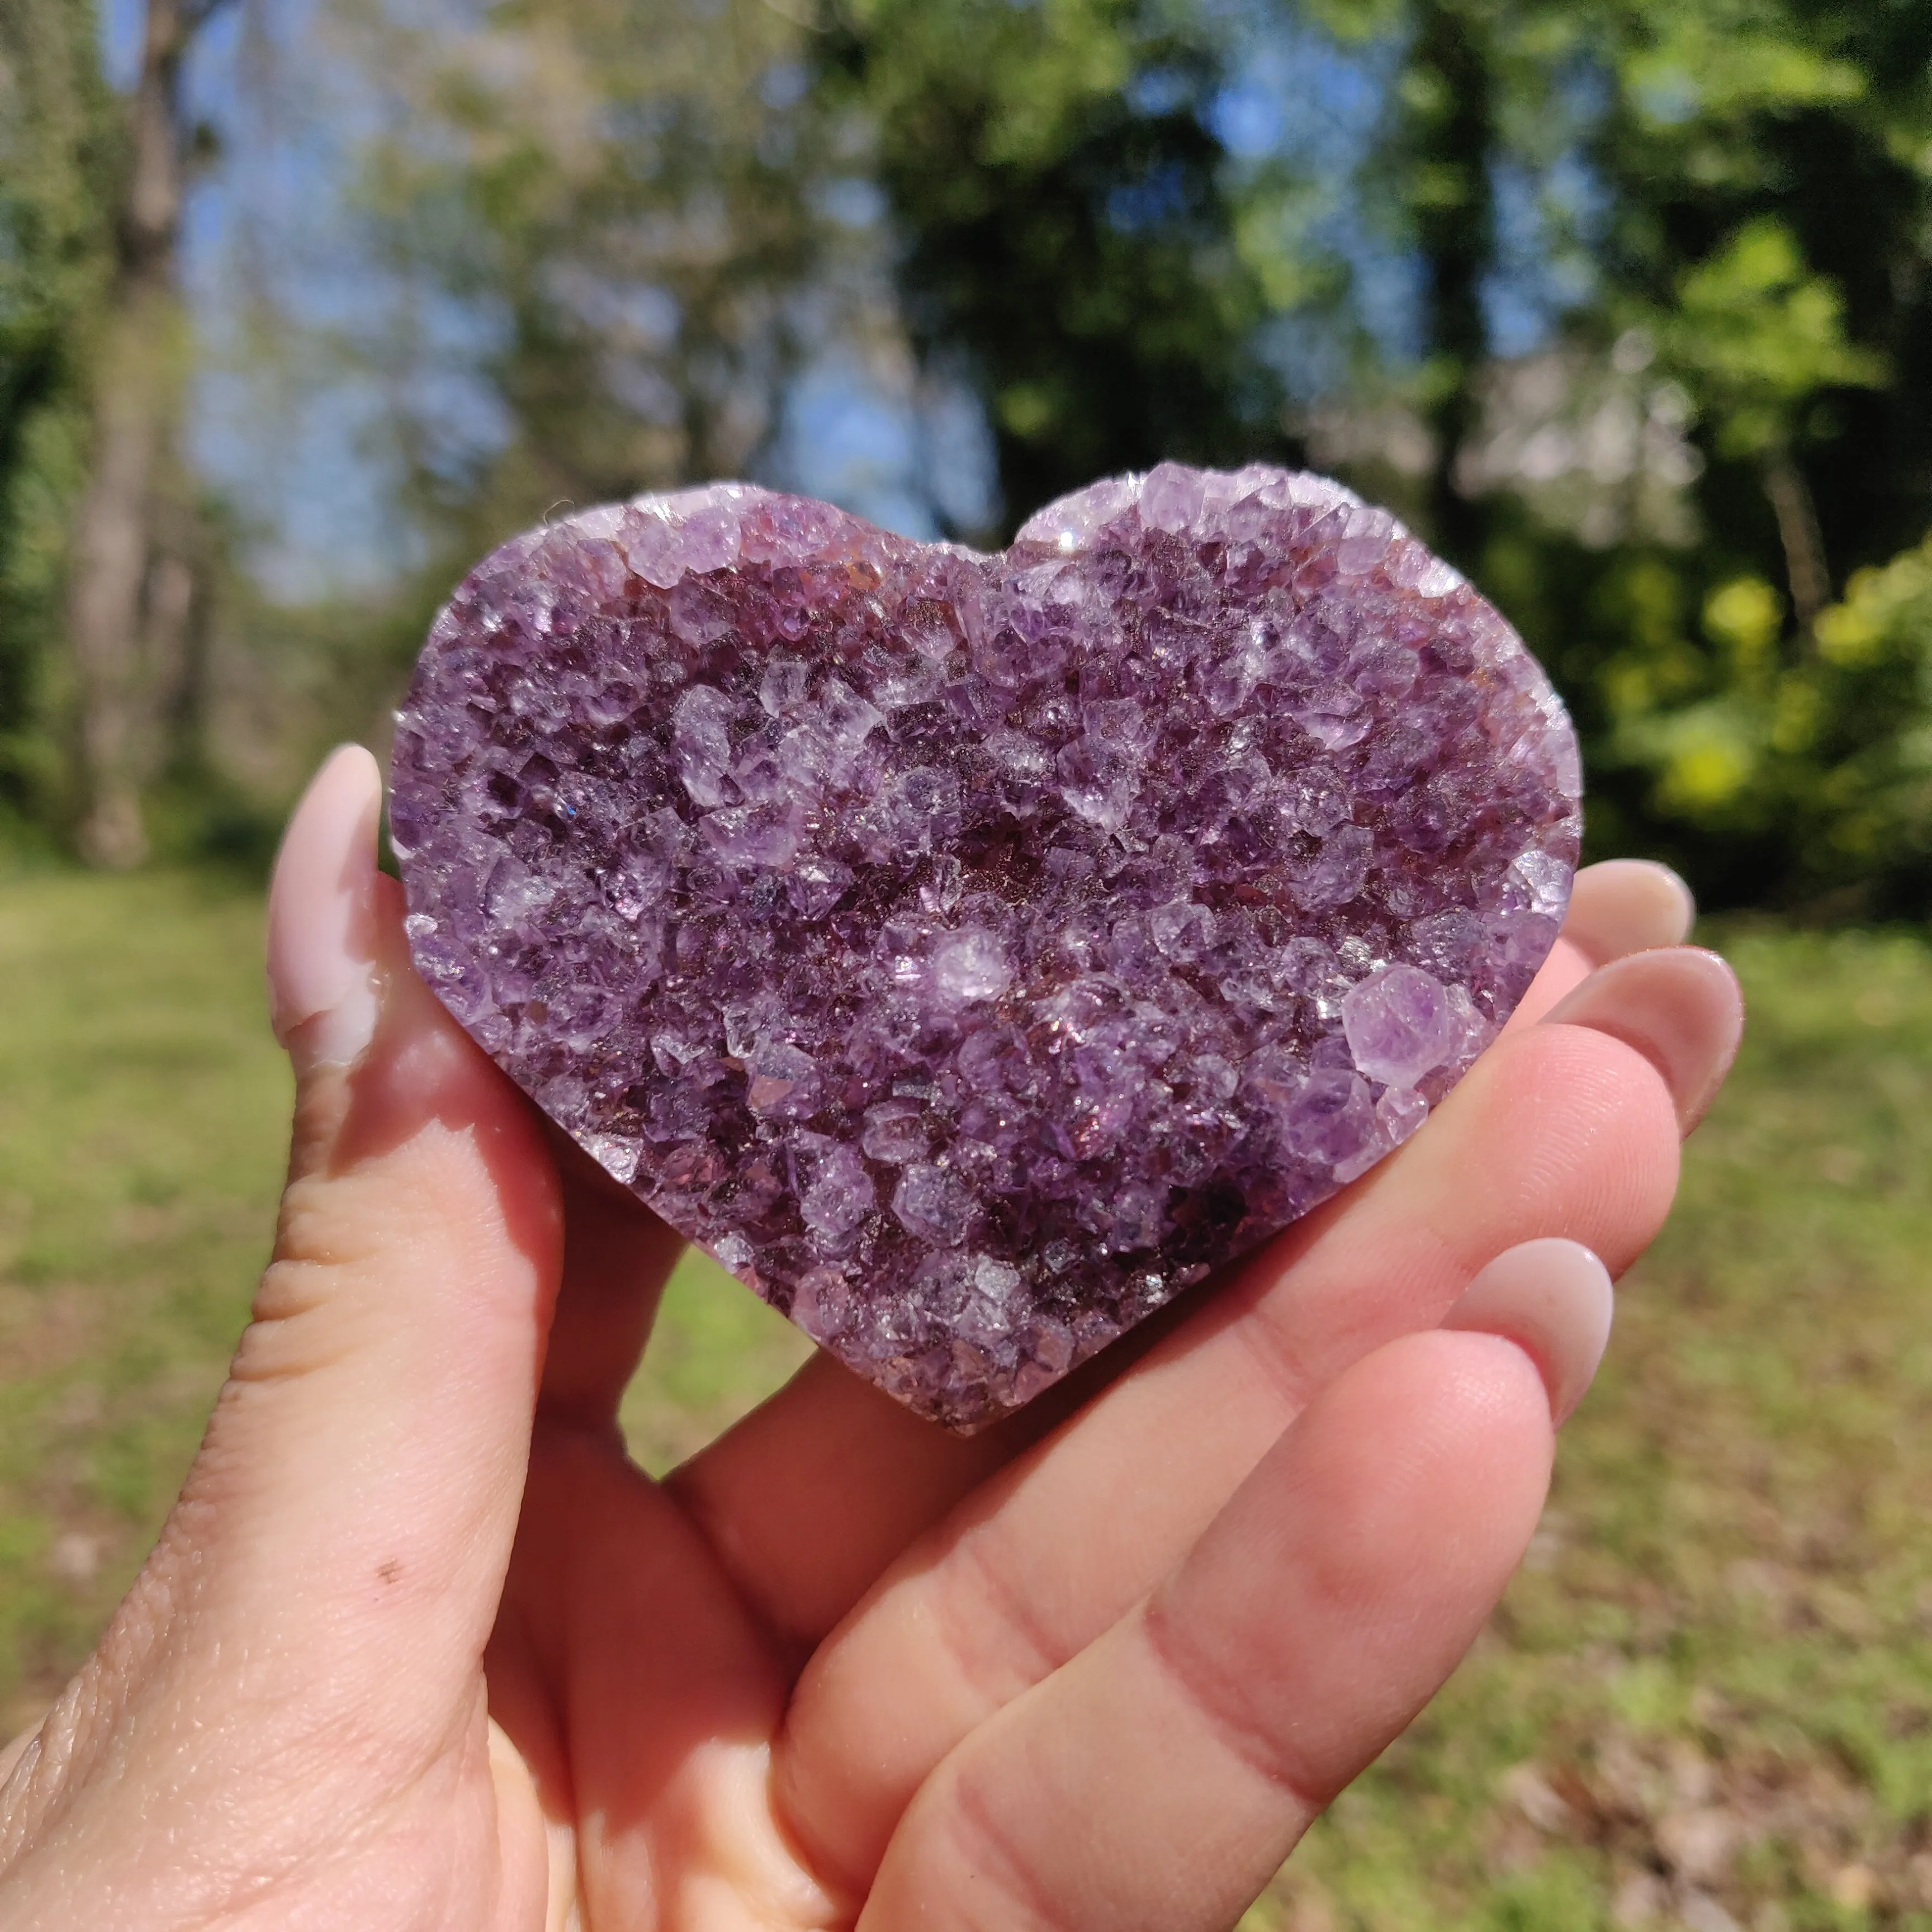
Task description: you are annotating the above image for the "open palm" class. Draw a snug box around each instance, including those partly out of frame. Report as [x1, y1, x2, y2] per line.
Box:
[0, 750, 1739, 1931]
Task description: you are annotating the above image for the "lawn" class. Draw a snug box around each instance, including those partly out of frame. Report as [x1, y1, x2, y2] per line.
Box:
[2, 869, 1929, 1929]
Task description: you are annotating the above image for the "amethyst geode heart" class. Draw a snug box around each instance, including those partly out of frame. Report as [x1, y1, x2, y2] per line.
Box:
[390, 463, 1580, 1429]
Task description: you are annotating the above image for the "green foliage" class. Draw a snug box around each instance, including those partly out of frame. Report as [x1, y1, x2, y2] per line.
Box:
[0, 0, 120, 831]
[1405, 0, 1930, 908]
[1502, 509, 1932, 916]
[1571, 0, 1928, 889]
[821, 0, 1296, 529]
[811, 0, 1932, 907]
[1661, 216, 1884, 463]
[7, 0, 1932, 908]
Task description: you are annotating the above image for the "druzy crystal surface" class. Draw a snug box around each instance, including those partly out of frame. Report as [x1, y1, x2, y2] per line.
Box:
[390, 464, 1581, 1429]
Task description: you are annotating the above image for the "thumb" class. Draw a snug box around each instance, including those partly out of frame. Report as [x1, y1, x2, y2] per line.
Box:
[52, 749, 557, 1798]
[216, 744, 563, 1710]
[0, 745, 560, 1917]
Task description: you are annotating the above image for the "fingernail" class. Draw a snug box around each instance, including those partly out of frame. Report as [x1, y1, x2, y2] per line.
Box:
[1563, 859, 1696, 966]
[267, 746, 384, 1072]
[1442, 1238, 1613, 1424]
[1543, 946, 1743, 1132]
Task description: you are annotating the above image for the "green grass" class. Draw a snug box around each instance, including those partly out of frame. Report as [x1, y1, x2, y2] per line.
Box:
[4, 873, 1931, 1928]
[0, 871, 291, 1729]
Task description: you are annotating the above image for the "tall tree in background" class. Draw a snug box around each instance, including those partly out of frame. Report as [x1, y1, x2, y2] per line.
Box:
[344, 0, 835, 562]
[61, 0, 227, 866]
[0, 0, 118, 834]
[1404, 0, 1494, 569]
[822, 0, 1296, 531]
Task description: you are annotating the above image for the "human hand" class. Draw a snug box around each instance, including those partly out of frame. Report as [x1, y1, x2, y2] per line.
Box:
[0, 750, 1740, 1931]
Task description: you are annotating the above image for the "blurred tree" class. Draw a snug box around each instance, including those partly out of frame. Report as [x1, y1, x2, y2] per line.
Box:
[342, 0, 835, 552]
[820, 0, 1299, 531]
[297, 0, 849, 731]
[0, 0, 230, 866]
[64, 0, 230, 867]
[0, 0, 119, 838]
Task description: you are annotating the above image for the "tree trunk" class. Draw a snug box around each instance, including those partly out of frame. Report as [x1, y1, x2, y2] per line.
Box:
[65, 0, 217, 867]
[1411, 0, 1494, 572]
[1763, 449, 1831, 633]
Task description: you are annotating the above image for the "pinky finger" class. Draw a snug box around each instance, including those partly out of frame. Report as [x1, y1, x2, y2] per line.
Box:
[858, 1324, 1559, 1932]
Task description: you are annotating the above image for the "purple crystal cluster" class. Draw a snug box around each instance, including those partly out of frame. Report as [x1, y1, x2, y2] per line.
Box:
[390, 463, 1581, 1429]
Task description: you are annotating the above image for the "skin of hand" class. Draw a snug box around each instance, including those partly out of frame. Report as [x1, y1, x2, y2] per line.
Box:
[0, 747, 1741, 1932]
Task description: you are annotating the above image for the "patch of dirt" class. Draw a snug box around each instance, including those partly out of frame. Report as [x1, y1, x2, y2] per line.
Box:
[1502, 1722, 1932, 1924]
[0, 1282, 100, 1382]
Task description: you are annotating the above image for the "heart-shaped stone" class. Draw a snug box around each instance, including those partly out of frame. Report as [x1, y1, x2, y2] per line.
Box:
[390, 463, 1580, 1429]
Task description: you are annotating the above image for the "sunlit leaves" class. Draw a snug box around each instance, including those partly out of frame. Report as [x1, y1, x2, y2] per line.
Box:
[1703, 575, 1783, 682]
[1817, 538, 1932, 673]
[1661, 217, 1883, 460]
